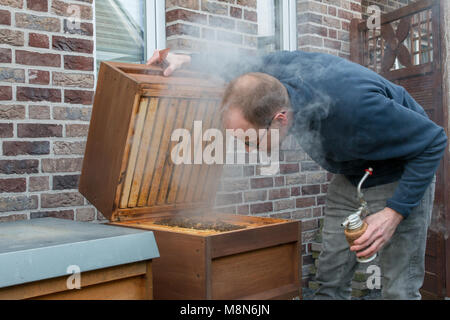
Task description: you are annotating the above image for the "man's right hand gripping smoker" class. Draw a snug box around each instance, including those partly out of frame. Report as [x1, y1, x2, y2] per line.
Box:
[341, 168, 377, 263]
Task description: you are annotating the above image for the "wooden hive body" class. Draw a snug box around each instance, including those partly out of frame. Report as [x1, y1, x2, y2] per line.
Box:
[79, 62, 302, 300]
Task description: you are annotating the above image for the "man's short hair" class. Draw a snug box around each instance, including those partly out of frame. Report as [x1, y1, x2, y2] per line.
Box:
[220, 72, 291, 127]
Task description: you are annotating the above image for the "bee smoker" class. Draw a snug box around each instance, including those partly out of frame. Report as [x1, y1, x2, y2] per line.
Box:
[341, 168, 377, 263]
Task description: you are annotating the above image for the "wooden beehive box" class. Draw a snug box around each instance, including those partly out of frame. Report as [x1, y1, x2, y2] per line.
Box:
[0, 218, 158, 300]
[79, 61, 302, 300]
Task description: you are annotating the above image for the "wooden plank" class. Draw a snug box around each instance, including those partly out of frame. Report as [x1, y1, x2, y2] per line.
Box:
[78, 62, 140, 220]
[36, 277, 146, 300]
[209, 220, 301, 258]
[128, 97, 159, 207]
[150, 230, 208, 299]
[200, 100, 224, 203]
[147, 99, 179, 206]
[176, 100, 208, 203]
[166, 100, 198, 204]
[119, 98, 150, 208]
[136, 98, 169, 206]
[186, 100, 217, 202]
[157, 100, 188, 205]
[194, 100, 221, 202]
[211, 243, 299, 299]
[0, 261, 148, 300]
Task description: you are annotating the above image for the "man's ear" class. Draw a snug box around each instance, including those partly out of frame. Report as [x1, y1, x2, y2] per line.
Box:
[273, 111, 289, 126]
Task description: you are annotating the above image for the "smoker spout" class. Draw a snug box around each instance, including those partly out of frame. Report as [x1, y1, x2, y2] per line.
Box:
[357, 167, 373, 211]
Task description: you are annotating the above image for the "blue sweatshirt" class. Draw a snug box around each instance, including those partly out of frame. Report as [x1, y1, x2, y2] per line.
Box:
[190, 50, 447, 218]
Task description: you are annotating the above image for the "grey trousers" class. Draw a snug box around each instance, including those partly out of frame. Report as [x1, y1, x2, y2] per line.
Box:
[314, 174, 435, 300]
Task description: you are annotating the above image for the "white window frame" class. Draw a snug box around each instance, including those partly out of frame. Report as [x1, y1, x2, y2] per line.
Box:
[145, 0, 166, 60]
[280, 0, 298, 51]
[143, 0, 295, 58]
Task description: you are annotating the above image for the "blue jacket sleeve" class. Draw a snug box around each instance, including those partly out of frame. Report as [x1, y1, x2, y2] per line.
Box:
[350, 89, 447, 218]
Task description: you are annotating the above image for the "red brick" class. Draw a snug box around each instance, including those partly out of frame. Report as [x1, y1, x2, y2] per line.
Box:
[66, 124, 89, 137]
[328, 6, 337, 16]
[0, 0, 23, 8]
[201, 0, 227, 15]
[27, 0, 47, 11]
[342, 21, 350, 31]
[41, 192, 84, 208]
[29, 105, 50, 119]
[244, 9, 257, 22]
[29, 176, 49, 192]
[291, 187, 300, 196]
[17, 87, 61, 102]
[329, 29, 337, 39]
[0, 123, 13, 137]
[28, 69, 50, 84]
[76, 207, 95, 221]
[64, 89, 94, 105]
[0, 104, 25, 119]
[250, 202, 273, 214]
[280, 163, 299, 174]
[324, 38, 341, 50]
[268, 188, 290, 200]
[0, 160, 39, 174]
[17, 123, 62, 138]
[166, 0, 199, 10]
[64, 55, 93, 71]
[0, 178, 26, 193]
[0, 86, 12, 100]
[0, 48, 11, 62]
[53, 174, 79, 190]
[296, 196, 316, 208]
[237, 0, 256, 8]
[166, 23, 200, 37]
[16, 50, 60, 67]
[166, 8, 207, 24]
[230, 6, 242, 18]
[274, 176, 285, 186]
[29, 32, 49, 48]
[52, 35, 93, 54]
[338, 9, 354, 21]
[0, 9, 11, 25]
[31, 210, 74, 219]
[317, 195, 326, 205]
[302, 184, 321, 195]
[3, 141, 50, 155]
[41, 158, 82, 173]
[250, 177, 273, 189]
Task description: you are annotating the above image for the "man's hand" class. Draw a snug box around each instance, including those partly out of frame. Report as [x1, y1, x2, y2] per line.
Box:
[146, 50, 191, 77]
[350, 207, 404, 258]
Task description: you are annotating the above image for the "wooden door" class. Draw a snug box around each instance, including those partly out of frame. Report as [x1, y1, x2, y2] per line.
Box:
[350, 0, 449, 299]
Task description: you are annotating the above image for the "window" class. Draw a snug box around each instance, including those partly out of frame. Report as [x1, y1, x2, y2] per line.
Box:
[95, 0, 166, 67]
[256, 0, 297, 53]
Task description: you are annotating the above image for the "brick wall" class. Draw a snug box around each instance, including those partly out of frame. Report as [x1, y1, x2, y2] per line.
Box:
[297, 0, 362, 60]
[0, 0, 97, 222]
[165, 0, 259, 54]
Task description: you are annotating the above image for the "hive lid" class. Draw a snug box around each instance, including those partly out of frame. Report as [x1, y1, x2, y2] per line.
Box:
[79, 61, 226, 222]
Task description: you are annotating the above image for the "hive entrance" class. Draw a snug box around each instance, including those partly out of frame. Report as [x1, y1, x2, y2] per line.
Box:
[154, 216, 246, 232]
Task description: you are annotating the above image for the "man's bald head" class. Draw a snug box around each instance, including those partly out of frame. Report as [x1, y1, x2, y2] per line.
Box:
[221, 72, 291, 127]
